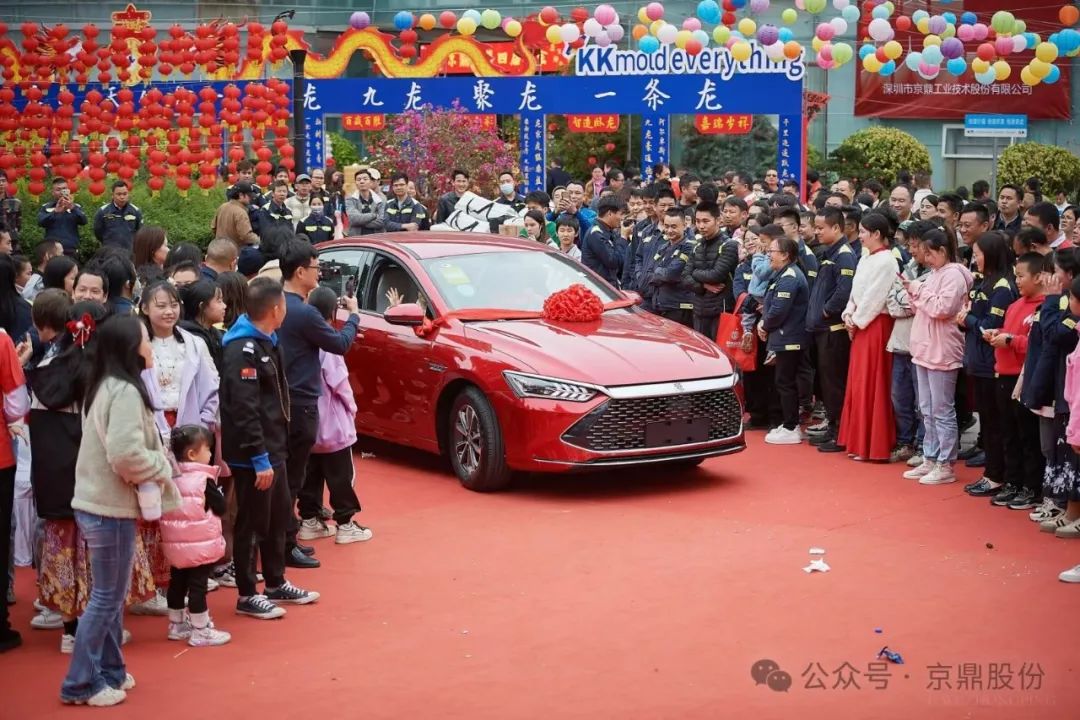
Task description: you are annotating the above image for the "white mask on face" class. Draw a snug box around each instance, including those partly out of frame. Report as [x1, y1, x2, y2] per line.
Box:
[500, 183, 515, 196]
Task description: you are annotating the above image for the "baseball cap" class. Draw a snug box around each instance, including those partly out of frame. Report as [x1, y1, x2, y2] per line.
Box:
[295, 173, 312, 183]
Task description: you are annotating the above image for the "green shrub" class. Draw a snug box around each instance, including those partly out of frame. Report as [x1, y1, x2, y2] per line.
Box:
[328, 132, 361, 168]
[15, 180, 226, 263]
[826, 126, 931, 187]
[997, 143, 1080, 197]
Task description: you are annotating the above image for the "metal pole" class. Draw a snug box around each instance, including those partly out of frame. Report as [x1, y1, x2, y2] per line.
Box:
[991, 136, 997, 195]
[290, 48, 307, 174]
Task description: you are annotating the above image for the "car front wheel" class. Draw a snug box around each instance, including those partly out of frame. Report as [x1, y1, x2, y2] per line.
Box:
[448, 387, 512, 492]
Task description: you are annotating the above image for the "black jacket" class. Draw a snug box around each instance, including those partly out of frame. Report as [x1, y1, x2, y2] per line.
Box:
[436, 192, 462, 224]
[180, 320, 224, 372]
[295, 214, 336, 245]
[258, 201, 294, 242]
[581, 220, 628, 288]
[682, 232, 739, 317]
[278, 292, 360, 406]
[220, 316, 290, 471]
[806, 240, 856, 333]
[645, 239, 695, 312]
[384, 197, 429, 232]
[93, 201, 142, 251]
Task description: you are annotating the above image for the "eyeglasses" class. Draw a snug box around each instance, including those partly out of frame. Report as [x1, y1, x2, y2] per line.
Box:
[305, 263, 321, 271]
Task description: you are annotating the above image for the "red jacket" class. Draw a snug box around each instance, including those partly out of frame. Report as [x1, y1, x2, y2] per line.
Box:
[995, 294, 1044, 375]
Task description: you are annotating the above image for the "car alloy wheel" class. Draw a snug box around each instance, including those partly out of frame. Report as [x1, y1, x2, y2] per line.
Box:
[454, 404, 483, 478]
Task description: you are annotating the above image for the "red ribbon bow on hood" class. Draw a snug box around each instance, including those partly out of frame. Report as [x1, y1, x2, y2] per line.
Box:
[66, 312, 97, 348]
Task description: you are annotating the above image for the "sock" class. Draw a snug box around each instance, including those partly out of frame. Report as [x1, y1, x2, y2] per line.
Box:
[189, 611, 209, 630]
[168, 608, 185, 624]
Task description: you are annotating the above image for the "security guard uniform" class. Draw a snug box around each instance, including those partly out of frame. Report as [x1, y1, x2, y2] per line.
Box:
[581, 220, 628, 288]
[644, 238, 695, 327]
[258, 201, 294, 242]
[93, 201, 142, 251]
[383, 196, 429, 232]
[761, 263, 811, 430]
[797, 238, 819, 294]
[806, 239, 857, 438]
[622, 219, 661, 292]
[295, 213, 335, 245]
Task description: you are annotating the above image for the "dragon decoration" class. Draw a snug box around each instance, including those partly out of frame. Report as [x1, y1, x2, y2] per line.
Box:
[0, 5, 565, 197]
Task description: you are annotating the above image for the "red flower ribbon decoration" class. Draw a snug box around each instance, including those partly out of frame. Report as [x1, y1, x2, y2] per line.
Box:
[66, 312, 97, 348]
[541, 284, 606, 323]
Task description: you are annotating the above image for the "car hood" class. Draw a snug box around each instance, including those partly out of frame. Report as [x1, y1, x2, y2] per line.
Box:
[462, 308, 733, 386]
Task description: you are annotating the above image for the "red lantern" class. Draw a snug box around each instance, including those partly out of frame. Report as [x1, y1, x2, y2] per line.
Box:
[604, 142, 616, 152]
[587, 156, 597, 166]
[175, 175, 192, 193]
[148, 176, 166, 192]
[88, 181, 107, 197]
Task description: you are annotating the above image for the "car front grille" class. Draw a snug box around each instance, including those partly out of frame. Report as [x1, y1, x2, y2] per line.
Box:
[561, 387, 743, 452]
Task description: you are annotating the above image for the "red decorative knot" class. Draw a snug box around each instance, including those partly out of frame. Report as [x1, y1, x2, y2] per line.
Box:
[542, 284, 605, 323]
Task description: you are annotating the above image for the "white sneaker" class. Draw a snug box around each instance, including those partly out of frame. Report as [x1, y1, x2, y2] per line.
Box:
[298, 517, 337, 540]
[30, 608, 63, 630]
[63, 687, 127, 707]
[189, 624, 232, 647]
[764, 427, 801, 445]
[206, 577, 219, 593]
[906, 453, 925, 468]
[919, 462, 957, 485]
[167, 620, 192, 641]
[1059, 564, 1080, 583]
[128, 593, 168, 616]
[903, 460, 934, 479]
[60, 633, 75, 654]
[1030, 498, 1064, 522]
[33, 598, 47, 613]
[118, 673, 135, 691]
[335, 521, 373, 545]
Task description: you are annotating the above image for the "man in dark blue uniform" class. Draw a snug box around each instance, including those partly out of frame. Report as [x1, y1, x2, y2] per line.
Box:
[644, 208, 695, 328]
[581, 197, 627, 288]
[93, 180, 142, 252]
[383, 173, 429, 232]
[37, 178, 87, 256]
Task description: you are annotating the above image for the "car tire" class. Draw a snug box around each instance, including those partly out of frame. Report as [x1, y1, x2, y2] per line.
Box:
[447, 387, 513, 492]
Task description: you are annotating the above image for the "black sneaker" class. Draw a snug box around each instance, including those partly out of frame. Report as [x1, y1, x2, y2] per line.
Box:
[991, 484, 1020, 506]
[264, 580, 320, 605]
[236, 595, 286, 620]
[808, 433, 835, 447]
[817, 440, 846, 453]
[286, 546, 320, 569]
[0, 628, 22, 653]
[957, 444, 981, 461]
[966, 478, 1002, 497]
[959, 416, 977, 434]
[1007, 487, 1038, 510]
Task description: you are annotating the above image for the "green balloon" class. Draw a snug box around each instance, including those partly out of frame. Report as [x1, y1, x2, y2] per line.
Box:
[833, 42, 853, 64]
[781, 8, 797, 24]
[991, 11, 1014, 34]
[806, 0, 827, 14]
[480, 9, 501, 30]
[1014, 20, 1026, 34]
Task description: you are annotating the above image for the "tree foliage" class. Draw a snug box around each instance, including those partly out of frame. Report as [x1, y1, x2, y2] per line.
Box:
[825, 126, 931, 187]
[327, 131, 361, 169]
[679, 115, 779, 181]
[546, 115, 637, 181]
[997, 142, 1080, 197]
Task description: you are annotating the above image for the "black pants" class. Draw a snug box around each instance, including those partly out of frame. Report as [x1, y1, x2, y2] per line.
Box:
[693, 314, 719, 341]
[815, 329, 850, 434]
[300, 447, 361, 525]
[285, 404, 320, 548]
[0, 466, 13, 634]
[955, 367, 973, 426]
[796, 346, 814, 412]
[659, 307, 694, 328]
[995, 375, 1043, 492]
[232, 465, 290, 597]
[972, 375, 1004, 482]
[166, 563, 215, 614]
[774, 349, 802, 430]
[744, 338, 781, 426]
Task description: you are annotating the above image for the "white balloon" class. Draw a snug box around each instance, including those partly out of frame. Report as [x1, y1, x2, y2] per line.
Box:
[766, 40, 785, 59]
[830, 17, 848, 35]
[595, 31, 612, 47]
[657, 23, 678, 44]
[608, 24, 625, 41]
[868, 17, 893, 42]
[583, 18, 602, 37]
[832, 0, 850, 9]
[560, 23, 580, 43]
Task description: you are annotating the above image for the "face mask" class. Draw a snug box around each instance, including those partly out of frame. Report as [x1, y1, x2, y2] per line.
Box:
[500, 183, 515, 196]
[310, 208, 324, 217]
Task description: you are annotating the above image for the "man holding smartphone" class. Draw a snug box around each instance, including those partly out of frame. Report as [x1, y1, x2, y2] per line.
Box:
[37, 179, 87, 256]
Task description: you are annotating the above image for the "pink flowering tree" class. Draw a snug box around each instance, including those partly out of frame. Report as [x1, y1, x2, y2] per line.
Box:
[366, 102, 519, 206]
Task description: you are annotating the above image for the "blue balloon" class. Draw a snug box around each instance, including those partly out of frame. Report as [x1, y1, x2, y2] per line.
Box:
[871, 5, 890, 19]
[975, 68, 995, 85]
[880, 60, 897, 76]
[393, 10, 413, 30]
[463, 9, 482, 23]
[1024, 32, 1038, 48]
[859, 43, 876, 60]
[923, 45, 943, 65]
[697, 0, 721, 23]
[1046, 64, 1061, 84]
[639, 35, 660, 53]
[731, 0, 746, 8]
[778, 27, 794, 42]
[943, 12, 956, 25]
[905, 50, 923, 71]
[960, 12, 977, 25]
[842, 5, 860, 23]
[1062, 29, 1080, 53]
[946, 57, 967, 75]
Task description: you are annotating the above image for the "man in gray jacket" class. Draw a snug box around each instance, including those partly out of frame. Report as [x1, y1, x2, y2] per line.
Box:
[345, 169, 384, 236]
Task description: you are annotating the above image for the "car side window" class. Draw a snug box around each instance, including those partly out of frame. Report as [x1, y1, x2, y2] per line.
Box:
[318, 248, 372, 301]
[366, 253, 429, 316]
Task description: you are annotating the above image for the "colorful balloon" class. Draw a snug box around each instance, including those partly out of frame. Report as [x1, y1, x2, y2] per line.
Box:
[697, 0, 721, 24]
[782, 8, 798, 24]
[480, 10, 501, 30]
[439, 11, 457, 28]
[993, 60, 1011, 81]
[758, 24, 779, 45]
[393, 11, 414, 30]
[1036, 41, 1059, 63]
[418, 13, 436, 31]
[639, 35, 660, 53]
[842, 5, 861, 23]
[732, 40, 752, 60]
[646, 3, 665, 21]
[831, 17, 848, 36]
[833, 42, 853, 64]
[459, 17, 478, 36]
[868, 18, 893, 42]
[946, 57, 966, 75]
[1062, 6, 1080, 26]
[738, 18, 757, 36]
[941, 37, 964, 59]
[349, 12, 371, 29]
[504, 19, 522, 37]
[595, 4, 617, 25]
[816, 22, 835, 41]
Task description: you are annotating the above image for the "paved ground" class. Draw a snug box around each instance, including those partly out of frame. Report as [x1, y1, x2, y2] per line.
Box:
[3, 432, 1077, 719]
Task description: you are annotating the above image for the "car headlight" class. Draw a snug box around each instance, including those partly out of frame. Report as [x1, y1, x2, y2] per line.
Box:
[503, 371, 600, 402]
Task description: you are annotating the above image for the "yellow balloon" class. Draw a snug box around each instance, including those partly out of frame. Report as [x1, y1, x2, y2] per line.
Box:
[738, 18, 757, 36]
[732, 41, 752, 62]
[504, 19, 522, 37]
[916, 17, 930, 34]
[863, 55, 883, 73]
[972, 58, 990, 74]
[812, 36, 826, 52]
[650, 19, 665, 36]
[1035, 42, 1058, 63]
[941, 25, 955, 39]
[1030, 59, 1051, 78]
[675, 29, 692, 49]
[993, 60, 1011, 81]
[883, 40, 902, 60]
[713, 26, 730, 44]
[923, 34, 942, 48]
[1021, 66, 1041, 86]
[638, 7, 650, 24]
[545, 24, 562, 43]
[458, 17, 478, 36]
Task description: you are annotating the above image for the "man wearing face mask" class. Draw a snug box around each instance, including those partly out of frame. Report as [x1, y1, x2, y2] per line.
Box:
[383, 173, 428, 232]
[494, 171, 526, 213]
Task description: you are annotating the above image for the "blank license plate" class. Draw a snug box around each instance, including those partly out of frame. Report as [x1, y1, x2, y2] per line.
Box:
[645, 417, 710, 447]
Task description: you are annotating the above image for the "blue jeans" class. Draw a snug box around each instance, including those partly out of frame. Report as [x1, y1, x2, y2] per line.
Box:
[60, 512, 136, 703]
[916, 365, 959, 463]
[891, 353, 922, 447]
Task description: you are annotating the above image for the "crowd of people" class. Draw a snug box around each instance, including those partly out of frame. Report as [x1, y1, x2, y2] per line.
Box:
[2, 156, 1079, 706]
[0, 175, 376, 706]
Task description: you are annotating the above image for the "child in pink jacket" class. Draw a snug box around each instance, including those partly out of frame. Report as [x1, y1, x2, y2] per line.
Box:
[159, 425, 231, 646]
[1061, 279, 1080, 583]
[297, 287, 371, 546]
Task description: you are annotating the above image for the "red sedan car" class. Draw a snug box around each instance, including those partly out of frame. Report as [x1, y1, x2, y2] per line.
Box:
[317, 233, 744, 491]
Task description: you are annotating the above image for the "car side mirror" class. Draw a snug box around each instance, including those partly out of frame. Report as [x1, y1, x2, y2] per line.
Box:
[384, 302, 426, 326]
[622, 290, 644, 306]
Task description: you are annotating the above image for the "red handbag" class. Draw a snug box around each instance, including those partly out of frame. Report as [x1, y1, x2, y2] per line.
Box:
[716, 293, 757, 372]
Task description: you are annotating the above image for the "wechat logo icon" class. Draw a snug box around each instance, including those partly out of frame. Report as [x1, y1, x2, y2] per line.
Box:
[751, 658, 792, 692]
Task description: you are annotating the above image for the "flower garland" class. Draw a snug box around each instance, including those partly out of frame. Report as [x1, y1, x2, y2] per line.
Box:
[542, 284, 605, 323]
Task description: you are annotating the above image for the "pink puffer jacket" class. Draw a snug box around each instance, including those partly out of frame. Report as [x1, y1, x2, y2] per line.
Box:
[160, 462, 225, 570]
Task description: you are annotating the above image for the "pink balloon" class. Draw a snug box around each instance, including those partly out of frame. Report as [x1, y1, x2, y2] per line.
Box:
[972, 23, 988, 41]
[956, 25, 974, 42]
[818, 58, 835, 69]
[816, 22, 835, 41]
[819, 44, 833, 61]
[594, 4, 617, 25]
[918, 62, 940, 78]
[995, 36, 1012, 55]
[646, 2, 664, 21]
[683, 18, 702, 31]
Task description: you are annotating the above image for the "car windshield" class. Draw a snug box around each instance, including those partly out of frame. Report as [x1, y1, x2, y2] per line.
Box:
[422, 250, 621, 312]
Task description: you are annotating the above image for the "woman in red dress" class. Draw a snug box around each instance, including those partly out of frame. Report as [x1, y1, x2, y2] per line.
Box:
[837, 212, 898, 461]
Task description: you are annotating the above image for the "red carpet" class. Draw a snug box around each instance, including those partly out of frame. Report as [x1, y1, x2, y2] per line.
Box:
[2, 433, 1077, 719]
